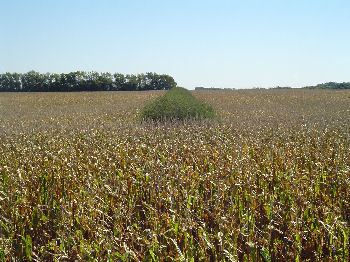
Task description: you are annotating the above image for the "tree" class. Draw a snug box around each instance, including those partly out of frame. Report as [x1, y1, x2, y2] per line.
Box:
[21, 71, 47, 92]
[0, 73, 21, 91]
[122, 74, 138, 91]
[113, 73, 125, 91]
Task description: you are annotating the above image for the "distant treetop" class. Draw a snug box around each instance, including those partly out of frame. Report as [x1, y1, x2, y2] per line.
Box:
[0, 71, 177, 92]
[303, 82, 350, 89]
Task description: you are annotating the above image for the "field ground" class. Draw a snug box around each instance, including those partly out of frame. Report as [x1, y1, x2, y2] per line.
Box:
[0, 90, 349, 261]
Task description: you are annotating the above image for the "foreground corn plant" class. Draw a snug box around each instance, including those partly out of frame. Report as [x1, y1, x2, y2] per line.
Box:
[0, 90, 349, 261]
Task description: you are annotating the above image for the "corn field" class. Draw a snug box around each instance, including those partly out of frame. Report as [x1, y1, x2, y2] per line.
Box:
[0, 90, 349, 261]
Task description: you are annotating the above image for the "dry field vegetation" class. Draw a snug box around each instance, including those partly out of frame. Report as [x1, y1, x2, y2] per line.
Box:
[0, 89, 349, 261]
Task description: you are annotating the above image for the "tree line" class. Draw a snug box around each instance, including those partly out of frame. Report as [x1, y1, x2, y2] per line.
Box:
[195, 87, 235, 91]
[303, 82, 350, 89]
[0, 71, 177, 92]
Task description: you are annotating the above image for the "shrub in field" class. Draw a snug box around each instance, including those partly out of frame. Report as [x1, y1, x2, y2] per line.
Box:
[141, 86, 215, 121]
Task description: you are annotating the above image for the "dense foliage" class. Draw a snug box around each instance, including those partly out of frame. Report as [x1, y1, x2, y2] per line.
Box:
[304, 82, 350, 89]
[0, 90, 349, 261]
[0, 71, 176, 92]
[141, 86, 215, 121]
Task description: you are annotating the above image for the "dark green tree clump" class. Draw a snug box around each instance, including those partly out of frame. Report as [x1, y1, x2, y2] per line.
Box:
[0, 71, 176, 92]
[141, 86, 216, 121]
[304, 82, 350, 89]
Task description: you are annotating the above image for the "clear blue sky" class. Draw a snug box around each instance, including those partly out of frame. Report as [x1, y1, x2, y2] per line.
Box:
[1, 0, 349, 89]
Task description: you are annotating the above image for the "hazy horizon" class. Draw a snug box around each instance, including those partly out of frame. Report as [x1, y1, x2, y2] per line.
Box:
[2, 0, 349, 90]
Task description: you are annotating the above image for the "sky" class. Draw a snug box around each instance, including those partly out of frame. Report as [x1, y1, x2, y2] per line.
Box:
[1, 0, 349, 89]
